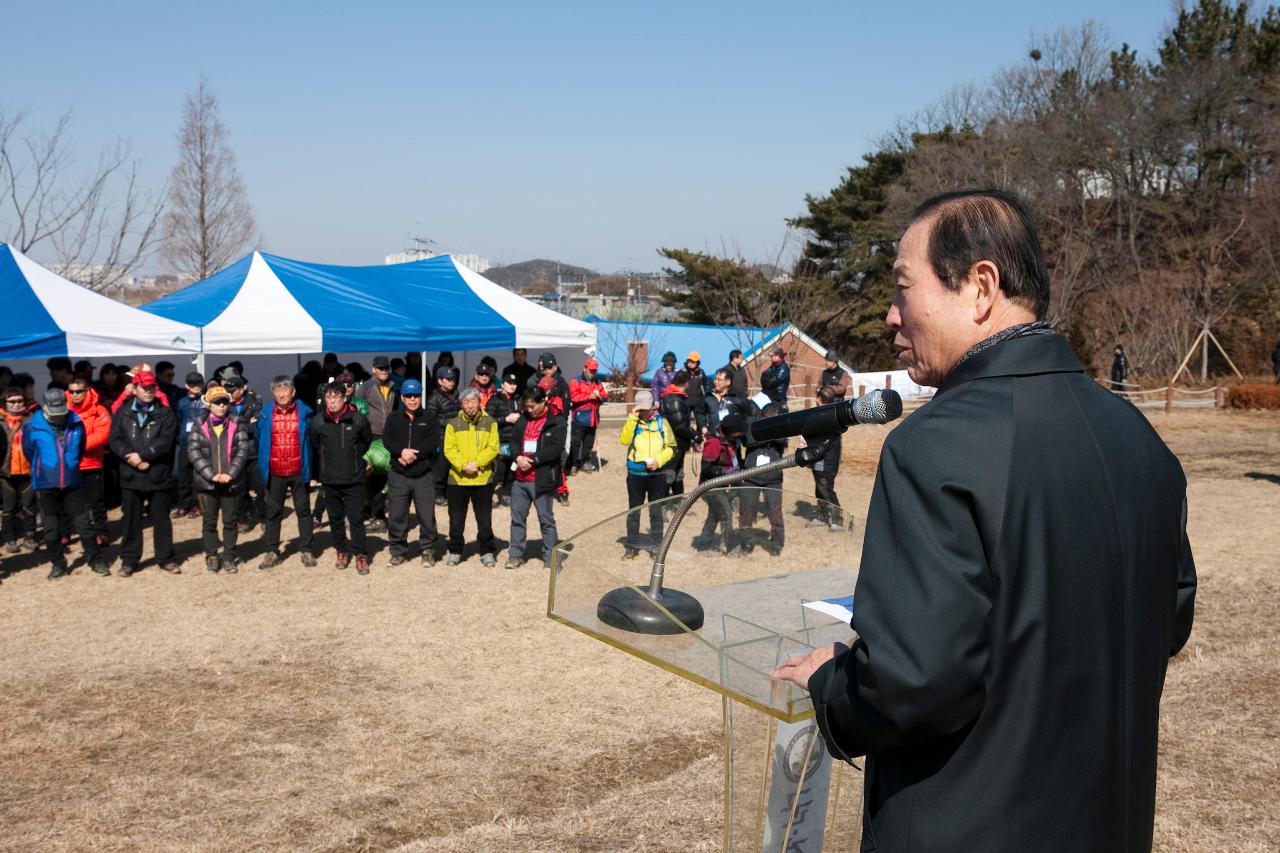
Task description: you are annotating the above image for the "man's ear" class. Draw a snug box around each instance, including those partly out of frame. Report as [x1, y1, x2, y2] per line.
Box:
[970, 260, 1001, 323]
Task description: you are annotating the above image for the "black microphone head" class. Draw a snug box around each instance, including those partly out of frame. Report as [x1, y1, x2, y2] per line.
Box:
[855, 389, 903, 424]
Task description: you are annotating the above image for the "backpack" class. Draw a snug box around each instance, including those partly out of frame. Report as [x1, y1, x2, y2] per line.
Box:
[626, 415, 666, 475]
[701, 433, 735, 470]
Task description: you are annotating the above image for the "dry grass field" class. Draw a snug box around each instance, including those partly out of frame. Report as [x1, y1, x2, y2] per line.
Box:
[1, 408, 1277, 851]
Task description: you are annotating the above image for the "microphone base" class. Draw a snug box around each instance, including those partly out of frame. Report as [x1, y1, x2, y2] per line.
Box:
[597, 585, 706, 635]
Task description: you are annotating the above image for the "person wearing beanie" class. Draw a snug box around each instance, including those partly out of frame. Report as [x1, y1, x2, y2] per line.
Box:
[108, 370, 180, 576]
[682, 352, 713, 432]
[173, 371, 207, 519]
[64, 375, 112, 549]
[650, 351, 678, 400]
[424, 364, 461, 507]
[820, 350, 849, 402]
[659, 371, 698, 498]
[382, 378, 442, 567]
[188, 387, 254, 573]
[1, 386, 38, 554]
[443, 386, 500, 566]
[618, 388, 676, 559]
[567, 357, 606, 475]
[310, 382, 373, 574]
[23, 389, 107, 579]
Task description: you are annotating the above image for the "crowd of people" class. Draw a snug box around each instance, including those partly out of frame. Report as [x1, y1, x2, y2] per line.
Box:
[0, 344, 853, 582]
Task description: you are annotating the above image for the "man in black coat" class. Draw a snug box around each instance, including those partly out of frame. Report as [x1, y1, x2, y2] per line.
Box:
[773, 190, 1197, 853]
[487, 371, 523, 506]
[107, 370, 180, 576]
[310, 383, 373, 574]
[382, 378, 441, 566]
[658, 370, 698, 497]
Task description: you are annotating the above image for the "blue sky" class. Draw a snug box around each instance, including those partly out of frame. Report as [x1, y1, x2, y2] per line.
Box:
[3, 1, 1178, 274]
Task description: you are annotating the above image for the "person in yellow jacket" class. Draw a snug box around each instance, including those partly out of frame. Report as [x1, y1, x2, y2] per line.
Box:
[618, 389, 677, 559]
[443, 387, 500, 566]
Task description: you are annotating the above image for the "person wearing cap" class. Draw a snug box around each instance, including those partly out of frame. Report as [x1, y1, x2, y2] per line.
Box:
[256, 376, 317, 569]
[109, 363, 173, 413]
[224, 371, 266, 531]
[501, 348, 536, 396]
[761, 347, 791, 411]
[820, 350, 849, 401]
[650, 351, 678, 400]
[469, 362, 497, 409]
[682, 352, 713, 432]
[172, 371, 207, 519]
[487, 370, 524, 506]
[659, 371, 698, 498]
[529, 352, 570, 412]
[443, 386, 500, 566]
[382, 378, 442, 566]
[65, 375, 112, 548]
[424, 364, 461, 507]
[505, 385, 566, 570]
[1, 386, 38, 554]
[618, 388, 677, 559]
[719, 350, 749, 400]
[188, 386, 254, 573]
[357, 356, 399, 527]
[567, 357, 606, 475]
[23, 389, 108, 578]
[310, 370, 366, 531]
[108, 370, 180, 576]
[310, 381, 373, 573]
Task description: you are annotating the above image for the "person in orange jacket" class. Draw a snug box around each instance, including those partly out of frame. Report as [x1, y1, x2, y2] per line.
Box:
[1, 386, 37, 554]
[66, 376, 112, 547]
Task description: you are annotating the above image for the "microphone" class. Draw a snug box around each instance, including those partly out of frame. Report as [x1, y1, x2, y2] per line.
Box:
[746, 388, 903, 443]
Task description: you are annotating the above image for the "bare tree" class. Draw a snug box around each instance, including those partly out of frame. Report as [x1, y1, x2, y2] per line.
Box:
[0, 109, 166, 291]
[162, 77, 259, 281]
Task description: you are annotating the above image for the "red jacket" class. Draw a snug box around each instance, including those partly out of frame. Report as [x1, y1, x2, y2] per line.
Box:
[569, 373, 606, 427]
[66, 386, 111, 471]
[269, 404, 302, 477]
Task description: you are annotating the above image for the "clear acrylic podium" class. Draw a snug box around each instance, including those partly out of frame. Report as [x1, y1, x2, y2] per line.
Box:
[548, 486, 863, 851]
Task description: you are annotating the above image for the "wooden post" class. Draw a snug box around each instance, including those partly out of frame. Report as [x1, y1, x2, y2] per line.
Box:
[1164, 385, 1174, 413]
[625, 340, 648, 405]
[1215, 385, 1224, 408]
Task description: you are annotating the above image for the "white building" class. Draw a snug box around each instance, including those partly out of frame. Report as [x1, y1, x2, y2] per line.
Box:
[384, 249, 490, 274]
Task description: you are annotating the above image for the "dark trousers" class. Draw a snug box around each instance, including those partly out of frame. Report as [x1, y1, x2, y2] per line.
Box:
[447, 482, 495, 555]
[699, 469, 735, 539]
[739, 487, 784, 543]
[387, 468, 437, 557]
[497, 456, 515, 500]
[80, 469, 107, 540]
[263, 473, 313, 553]
[813, 470, 841, 521]
[1, 474, 36, 543]
[37, 488, 97, 567]
[198, 488, 242, 558]
[366, 473, 387, 520]
[239, 465, 267, 520]
[432, 454, 449, 501]
[323, 481, 366, 556]
[669, 444, 689, 496]
[569, 422, 596, 471]
[175, 447, 196, 510]
[625, 473, 668, 549]
[120, 488, 174, 567]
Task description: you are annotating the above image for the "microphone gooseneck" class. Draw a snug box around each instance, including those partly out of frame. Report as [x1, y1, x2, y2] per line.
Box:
[747, 388, 903, 444]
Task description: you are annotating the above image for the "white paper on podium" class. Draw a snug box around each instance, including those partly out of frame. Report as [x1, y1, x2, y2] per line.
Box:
[803, 595, 854, 623]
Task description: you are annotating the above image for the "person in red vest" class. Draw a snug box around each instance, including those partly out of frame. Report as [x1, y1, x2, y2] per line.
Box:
[255, 376, 316, 570]
[567, 357, 606, 475]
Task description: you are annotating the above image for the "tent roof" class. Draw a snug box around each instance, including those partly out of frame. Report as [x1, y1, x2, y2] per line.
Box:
[143, 252, 595, 354]
[0, 244, 199, 359]
[585, 316, 780, 381]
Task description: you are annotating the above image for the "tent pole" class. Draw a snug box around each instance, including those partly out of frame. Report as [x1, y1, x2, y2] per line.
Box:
[421, 351, 427, 388]
[196, 352, 205, 377]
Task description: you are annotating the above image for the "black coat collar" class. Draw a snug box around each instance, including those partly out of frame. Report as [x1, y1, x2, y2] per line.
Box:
[938, 332, 1083, 395]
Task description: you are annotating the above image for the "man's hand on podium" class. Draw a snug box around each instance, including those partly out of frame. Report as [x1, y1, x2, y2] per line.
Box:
[771, 642, 848, 690]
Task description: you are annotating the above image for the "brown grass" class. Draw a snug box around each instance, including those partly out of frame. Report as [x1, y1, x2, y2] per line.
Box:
[0, 409, 1276, 851]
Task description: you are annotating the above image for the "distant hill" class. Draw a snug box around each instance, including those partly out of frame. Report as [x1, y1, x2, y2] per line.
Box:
[485, 259, 599, 292]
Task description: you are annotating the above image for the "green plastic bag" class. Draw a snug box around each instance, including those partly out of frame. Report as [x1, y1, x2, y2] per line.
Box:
[364, 437, 390, 473]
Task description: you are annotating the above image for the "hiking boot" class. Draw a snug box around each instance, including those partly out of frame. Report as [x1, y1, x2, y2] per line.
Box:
[622, 547, 640, 560]
[118, 564, 136, 578]
[206, 555, 221, 573]
[805, 517, 826, 528]
[504, 556, 524, 570]
[366, 518, 387, 533]
[259, 551, 282, 570]
[300, 552, 317, 567]
[420, 550, 436, 568]
[556, 493, 569, 506]
[23, 536, 39, 552]
[47, 564, 68, 580]
[158, 559, 182, 574]
[5, 540, 20, 554]
[355, 555, 370, 575]
[222, 556, 240, 574]
[480, 553, 497, 568]
[171, 507, 188, 519]
[90, 558, 112, 576]
[187, 505, 202, 519]
[498, 495, 511, 507]
[336, 551, 351, 570]
[434, 496, 447, 507]
[388, 554, 407, 567]
[236, 521, 254, 534]
[446, 552, 463, 566]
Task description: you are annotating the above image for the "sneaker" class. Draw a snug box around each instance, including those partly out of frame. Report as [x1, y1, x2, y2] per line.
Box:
[366, 518, 387, 532]
[336, 551, 351, 570]
[206, 555, 221, 573]
[829, 521, 844, 532]
[171, 508, 188, 519]
[498, 495, 511, 507]
[504, 556, 524, 570]
[5, 540, 20, 554]
[388, 554, 407, 567]
[90, 559, 112, 577]
[23, 537, 39, 552]
[118, 564, 136, 578]
[420, 550, 436, 567]
[805, 517, 826, 528]
[355, 555, 370, 575]
[622, 547, 640, 560]
[300, 552, 317, 568]
[446, 553, 463, 566]
[259, 551, 282, 570]
[480, 553, 497, 568]
[47, 565, 68, 580]
[223, 557, 240, 574]
[187, 506, 202, 519]
[158, 559, 182, 574]
[434, 496, 447, 507]
[555, 493, 569, 506]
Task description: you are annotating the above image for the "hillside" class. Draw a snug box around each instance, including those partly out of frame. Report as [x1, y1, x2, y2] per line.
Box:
[484, 259, 599, 292]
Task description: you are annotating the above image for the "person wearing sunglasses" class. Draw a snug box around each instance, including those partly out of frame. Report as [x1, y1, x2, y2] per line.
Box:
[188, 388, 254, 573]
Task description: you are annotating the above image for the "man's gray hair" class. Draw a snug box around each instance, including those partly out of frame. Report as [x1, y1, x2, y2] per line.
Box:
[271, 375, 295, 389]
[459, 387, 482, 403]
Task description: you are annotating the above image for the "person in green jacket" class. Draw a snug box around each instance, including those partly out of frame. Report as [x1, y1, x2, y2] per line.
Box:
[442, 387, 500, 566]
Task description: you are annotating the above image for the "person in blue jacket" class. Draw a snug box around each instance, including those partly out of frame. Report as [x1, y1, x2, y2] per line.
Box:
[22, 389, 107, 579]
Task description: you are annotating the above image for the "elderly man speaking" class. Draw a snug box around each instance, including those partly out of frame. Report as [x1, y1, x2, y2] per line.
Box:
[773, 190, 1197, 852]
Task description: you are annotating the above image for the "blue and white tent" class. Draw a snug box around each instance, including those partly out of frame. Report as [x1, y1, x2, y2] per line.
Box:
[143, 251, 595, 354]
[0, 244, 199, 358]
